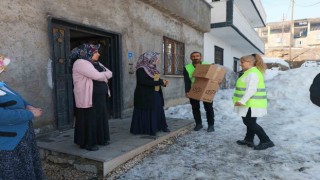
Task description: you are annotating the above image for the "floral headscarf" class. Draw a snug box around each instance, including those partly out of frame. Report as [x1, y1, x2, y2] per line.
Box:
[136, 51, 160, 78]
[69, 43, 100, 62]
[0, 54, 11, 74]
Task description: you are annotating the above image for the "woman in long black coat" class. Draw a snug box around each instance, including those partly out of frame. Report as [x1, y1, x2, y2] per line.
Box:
[130, 51, 170, 136]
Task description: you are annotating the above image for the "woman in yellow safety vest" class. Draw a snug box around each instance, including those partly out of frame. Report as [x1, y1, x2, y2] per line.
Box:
[233, 54, 274, 150]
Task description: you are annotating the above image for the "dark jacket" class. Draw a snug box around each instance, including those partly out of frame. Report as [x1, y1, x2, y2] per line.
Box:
[310, 73, 320, 107]
[134, 68, 164, 109]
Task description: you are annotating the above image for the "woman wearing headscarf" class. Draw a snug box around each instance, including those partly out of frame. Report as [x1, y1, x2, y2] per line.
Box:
[70, 43, 112, 151]
[130, 51, 170, 136]
[233, 54, 274, 150]
[0, 56, 44, 179]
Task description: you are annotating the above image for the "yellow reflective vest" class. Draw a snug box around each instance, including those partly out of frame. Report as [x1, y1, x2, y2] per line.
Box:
[233, 67, 267, 108]
[185, 62, 210, 84]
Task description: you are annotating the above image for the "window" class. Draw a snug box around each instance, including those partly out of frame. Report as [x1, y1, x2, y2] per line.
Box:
[310, 22, 320, 31]
[233, 57, 240, 72]
[214, 46, 224, 65]
[163, 37, 185, 75]
[261, 29, 268, 36]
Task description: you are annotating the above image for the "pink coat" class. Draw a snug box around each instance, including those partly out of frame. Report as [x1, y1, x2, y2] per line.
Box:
[72, 59, 112, 108]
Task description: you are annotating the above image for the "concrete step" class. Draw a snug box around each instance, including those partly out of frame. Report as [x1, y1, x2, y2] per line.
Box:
[37, 118, 193, 177]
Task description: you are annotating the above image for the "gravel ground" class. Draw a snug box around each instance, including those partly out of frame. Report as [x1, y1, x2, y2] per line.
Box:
[43, 128, 190, 180]
[43, 160, 97, 180]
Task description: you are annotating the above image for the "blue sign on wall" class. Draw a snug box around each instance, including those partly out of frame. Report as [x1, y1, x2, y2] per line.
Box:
[128, 51, 133, 61]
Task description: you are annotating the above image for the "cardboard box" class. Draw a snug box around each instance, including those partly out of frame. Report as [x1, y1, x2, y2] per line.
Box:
[188, 64, 226, 102]
[193, 64, 225, 82]
[188, 78, 220, 103]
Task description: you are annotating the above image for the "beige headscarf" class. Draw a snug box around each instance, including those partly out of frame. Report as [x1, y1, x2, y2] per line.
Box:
[0, 54, 10, 74]
[0, 54, 10, 96]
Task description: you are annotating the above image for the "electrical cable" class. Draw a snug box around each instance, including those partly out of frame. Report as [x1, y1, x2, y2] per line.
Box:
[295, 1, 320, 7]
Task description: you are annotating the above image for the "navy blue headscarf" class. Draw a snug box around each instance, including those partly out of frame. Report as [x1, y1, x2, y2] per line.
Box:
[69, 43, 100, 62]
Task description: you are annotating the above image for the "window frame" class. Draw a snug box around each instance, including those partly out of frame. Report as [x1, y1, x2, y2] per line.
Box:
[214, 45, 224, 65]
[163, 36, 185, 76]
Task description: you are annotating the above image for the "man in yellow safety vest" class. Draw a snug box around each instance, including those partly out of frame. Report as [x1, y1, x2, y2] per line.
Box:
[183, 52, 215, 132]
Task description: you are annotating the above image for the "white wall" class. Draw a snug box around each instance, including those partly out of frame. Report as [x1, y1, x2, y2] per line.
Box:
[204, 33, 243, 70]
[209, 1, 227, 23]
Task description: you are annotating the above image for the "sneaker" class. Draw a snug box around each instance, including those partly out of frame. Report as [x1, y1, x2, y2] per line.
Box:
[254, 141, 275, 150]
[207, 125, 214, 132]
[193, 124, 203, 131]
[236, 140, 254, 147]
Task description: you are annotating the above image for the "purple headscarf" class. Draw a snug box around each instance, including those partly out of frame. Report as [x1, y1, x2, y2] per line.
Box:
[136, 51, 160, 78]
[69, 43, 100, 62]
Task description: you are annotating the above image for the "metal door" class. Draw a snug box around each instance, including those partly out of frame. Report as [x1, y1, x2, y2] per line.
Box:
[51, 27, 74, 129]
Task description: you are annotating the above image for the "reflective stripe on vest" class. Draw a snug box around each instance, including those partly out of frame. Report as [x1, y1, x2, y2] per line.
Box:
[232, 67, 267, 108]
[185, 62, 210, 84]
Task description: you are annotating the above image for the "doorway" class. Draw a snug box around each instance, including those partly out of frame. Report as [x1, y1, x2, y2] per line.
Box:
[49, 18, 122, 130]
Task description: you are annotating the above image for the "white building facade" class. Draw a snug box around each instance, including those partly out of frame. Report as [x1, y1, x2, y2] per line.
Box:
[204, 0, 266, 72]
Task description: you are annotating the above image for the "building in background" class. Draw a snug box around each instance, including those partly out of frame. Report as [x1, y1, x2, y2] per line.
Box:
[204, 0, 266, 73]
[257, 17, 320, 67]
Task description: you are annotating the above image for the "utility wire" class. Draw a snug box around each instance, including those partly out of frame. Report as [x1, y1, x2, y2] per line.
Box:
[295, 1, 320, 7]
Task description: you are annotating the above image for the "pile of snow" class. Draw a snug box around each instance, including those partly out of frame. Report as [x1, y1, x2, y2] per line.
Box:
[264, 68, 289, 81]
[301, 61, 320, 67]
[119, 67, 320, 179]
[263, 57, 290, 68]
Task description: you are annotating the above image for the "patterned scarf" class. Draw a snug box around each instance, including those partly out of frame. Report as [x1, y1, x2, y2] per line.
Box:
[69, 43, 100, 62]
[136, 51, 160, 78]
[0, 56, 11, 74]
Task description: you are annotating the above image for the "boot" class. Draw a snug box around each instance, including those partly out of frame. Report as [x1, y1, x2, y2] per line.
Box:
[193, 124, 203, 131]
[254, 141, 275, 150]
[236, 140, 254, 147]
[207, 125, 214, 132]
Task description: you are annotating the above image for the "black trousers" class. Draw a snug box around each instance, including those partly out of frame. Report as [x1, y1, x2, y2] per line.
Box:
[189, 98, 214, 126]
[310, 95, 320, 107]
[242, 108, 271, 143]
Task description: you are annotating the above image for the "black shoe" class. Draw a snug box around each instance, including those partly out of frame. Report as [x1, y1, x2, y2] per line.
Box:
[236, 140, 254, 147]
[193, 124, 203, 131]
[207, 125, 214, 132]
[254, 141, 275, 150]
[99, 141, 110, 146]
[150, 132, 157, 136]
[163, 128, 170, 132]
[85, 145, 99, 151]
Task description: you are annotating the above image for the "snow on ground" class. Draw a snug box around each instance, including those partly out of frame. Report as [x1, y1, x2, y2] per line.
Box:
[118, 67, 320, 180]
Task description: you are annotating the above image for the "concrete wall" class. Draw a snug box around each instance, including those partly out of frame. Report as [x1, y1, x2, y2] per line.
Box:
[141, 0, 211, 32]
[209, 1, 227, 23]
[0, 0, 206, 132]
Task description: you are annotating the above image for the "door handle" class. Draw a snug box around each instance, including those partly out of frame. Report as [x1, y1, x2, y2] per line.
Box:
[58, 58, 65, 64]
